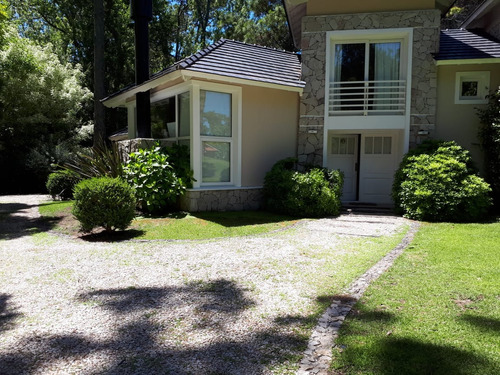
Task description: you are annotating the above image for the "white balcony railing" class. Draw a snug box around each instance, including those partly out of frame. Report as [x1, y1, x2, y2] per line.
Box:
[328, 80, 406, 116]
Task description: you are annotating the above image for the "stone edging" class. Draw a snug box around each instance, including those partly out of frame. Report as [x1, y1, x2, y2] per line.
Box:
[297, 220, 421, 375]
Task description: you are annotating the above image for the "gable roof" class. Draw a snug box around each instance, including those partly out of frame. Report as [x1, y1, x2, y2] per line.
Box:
[434, 29, 500, 62]
[103, 39, 304, 106]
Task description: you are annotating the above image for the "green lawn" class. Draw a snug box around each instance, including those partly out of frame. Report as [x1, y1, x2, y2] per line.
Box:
[38, 200, 300, 240]
[331, 221, 500, 375]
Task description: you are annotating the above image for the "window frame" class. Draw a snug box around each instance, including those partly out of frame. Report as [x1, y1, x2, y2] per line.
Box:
[454, 71, 490, 104]
[191, 82, 242, 188]
[325, 28, 413, 117]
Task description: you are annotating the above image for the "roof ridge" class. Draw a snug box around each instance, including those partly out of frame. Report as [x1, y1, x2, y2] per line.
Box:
[219, 38, 299, 56]
[176, 39, 227, 69]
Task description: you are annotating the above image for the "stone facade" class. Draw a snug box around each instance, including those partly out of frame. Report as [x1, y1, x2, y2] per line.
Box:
[299, 9, 441, 163]
[179, 188, 263, 212]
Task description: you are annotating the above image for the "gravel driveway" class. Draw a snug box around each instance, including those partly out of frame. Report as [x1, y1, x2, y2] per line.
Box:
[0, 195, 408, 375]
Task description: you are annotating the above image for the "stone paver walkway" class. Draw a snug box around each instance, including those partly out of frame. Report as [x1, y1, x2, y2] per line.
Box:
[297, 219, 420, 375]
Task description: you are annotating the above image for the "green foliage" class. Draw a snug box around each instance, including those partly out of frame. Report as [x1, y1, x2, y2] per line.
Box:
[46, 170, 80, 200]
[264, 158, 344, 217]
[477, 89, 500, 209]
[63, 142, 123, 180]
[123, 144, 193, 214]
[0, 26, 91, 193]
[72, 177, 136, 233]
[393, 141, 491, 221]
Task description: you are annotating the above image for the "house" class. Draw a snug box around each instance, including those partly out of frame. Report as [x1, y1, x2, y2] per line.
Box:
[283, 0, 500, 204]
[103, 39, 305, 211]
[104, 0, 500, 210]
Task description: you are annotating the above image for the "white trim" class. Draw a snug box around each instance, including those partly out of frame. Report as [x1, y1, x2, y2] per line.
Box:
[454, 71, 490, 104]
[191, 83, 201, 188]
[436, 58, 500, 66]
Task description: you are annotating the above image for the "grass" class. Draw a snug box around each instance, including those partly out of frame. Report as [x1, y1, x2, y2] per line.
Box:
[38, 200, 300, 240]
[331, 221, 500, 375]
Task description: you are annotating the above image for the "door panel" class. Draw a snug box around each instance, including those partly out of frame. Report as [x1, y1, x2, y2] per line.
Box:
[326, 134, 358, 201]
[359, 133, 398, 204]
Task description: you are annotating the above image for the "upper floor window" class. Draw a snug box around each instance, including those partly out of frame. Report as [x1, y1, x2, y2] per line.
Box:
[327, 29, 411, 117]
[455, 71, 490, 105]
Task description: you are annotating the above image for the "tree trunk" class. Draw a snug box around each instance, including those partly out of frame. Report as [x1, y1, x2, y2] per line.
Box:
[93, 0, 106, 147]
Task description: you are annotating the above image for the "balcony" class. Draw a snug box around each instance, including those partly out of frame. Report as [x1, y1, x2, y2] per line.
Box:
[328, 80, 406, 116]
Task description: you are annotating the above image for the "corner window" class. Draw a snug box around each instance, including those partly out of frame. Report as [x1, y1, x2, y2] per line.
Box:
[200, 90, 233, 184]
[455, 71, 490, 104]
[151, 92, 191, 140]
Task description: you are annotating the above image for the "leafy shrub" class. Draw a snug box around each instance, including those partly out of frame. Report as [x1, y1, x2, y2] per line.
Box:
[46, 170, 80, 200]
[264, 158, 343, 217]
[123, 143, 193, 213]
[393, 141, 491, 221]
[477, 89, 500, 209]
[72, 177, 136, 232]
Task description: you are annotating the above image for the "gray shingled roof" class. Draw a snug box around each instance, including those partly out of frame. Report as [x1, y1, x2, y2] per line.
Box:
[103, 39, 304, 103]
[435, 29, 500, 60]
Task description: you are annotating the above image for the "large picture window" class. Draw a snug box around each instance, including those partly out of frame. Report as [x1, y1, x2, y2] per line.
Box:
[200, 90, 233, 184]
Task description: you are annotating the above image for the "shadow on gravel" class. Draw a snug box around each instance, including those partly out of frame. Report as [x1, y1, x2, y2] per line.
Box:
[0, 279, 308, 375]
[0, 294, 21, 335]
[0, 203, 60, 240]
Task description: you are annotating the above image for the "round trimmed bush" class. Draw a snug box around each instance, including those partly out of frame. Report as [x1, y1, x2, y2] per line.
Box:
[264, 158, 344, 217]
[46, 170, 80, 200]
[72, 177, 136, 232]
[393, 141, 491, 222]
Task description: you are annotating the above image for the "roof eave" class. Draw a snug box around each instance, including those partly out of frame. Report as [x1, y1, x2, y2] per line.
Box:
[102, 70, 184, 108]
[435, 57, 500, 65]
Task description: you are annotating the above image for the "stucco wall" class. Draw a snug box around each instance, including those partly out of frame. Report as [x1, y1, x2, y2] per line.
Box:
[435, 63, 500, 175]
[306, 0, 434, 16]
[240, 86, 299, 186]
[299, 9, 441, 165]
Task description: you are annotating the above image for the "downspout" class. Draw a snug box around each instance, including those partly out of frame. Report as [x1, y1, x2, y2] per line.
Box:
[130, 0, 153, 138]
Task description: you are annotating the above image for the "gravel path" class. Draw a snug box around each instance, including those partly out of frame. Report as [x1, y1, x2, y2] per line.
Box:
[0, 195, 410, 375]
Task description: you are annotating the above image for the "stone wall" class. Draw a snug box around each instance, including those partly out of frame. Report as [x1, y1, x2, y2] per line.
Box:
[179, 188, 263, 212]
[299, 9, 441, 162]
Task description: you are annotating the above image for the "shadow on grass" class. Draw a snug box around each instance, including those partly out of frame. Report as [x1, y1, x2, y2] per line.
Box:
[0, 279, 308, 375]
[335, 306, 499, 375]
[0, 203, 61, 240]
[460, 314, 500, 334]
[190, 210, 296, 228]
[79, 229, 147, 243]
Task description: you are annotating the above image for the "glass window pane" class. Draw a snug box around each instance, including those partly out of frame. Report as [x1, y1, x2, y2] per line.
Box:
[339, 137, 347, 154]
[151, 97, 175, 138]
[178, 92, 191, 137]
[369, 42, 400, 81]
[373, 137, 383, 154]
[365, 137, 373, 154]
[334, 43, 365, 82]
[178, 139, 190, 153]
[202, 141, 230, 183]
[200, 90, 231, 137]
[461, 81, 478, 97]
[383, 137, 392, 154]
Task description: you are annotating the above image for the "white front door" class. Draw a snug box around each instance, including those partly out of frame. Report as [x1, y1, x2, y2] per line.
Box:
[359, 133, 399, 204]
[326, 134, 359, 201]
